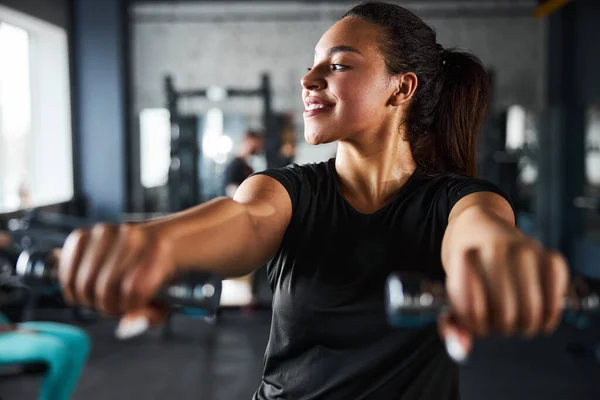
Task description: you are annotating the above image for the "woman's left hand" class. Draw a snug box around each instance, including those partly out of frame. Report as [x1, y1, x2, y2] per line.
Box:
[439, 234, 570, 363]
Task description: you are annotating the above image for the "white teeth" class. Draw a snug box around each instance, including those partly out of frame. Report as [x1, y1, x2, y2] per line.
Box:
[306, 103, 330, 110]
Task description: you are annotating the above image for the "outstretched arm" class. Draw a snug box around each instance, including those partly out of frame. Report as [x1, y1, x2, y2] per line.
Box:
[58, 174, 292, 316]
[440, 192, 569, 360]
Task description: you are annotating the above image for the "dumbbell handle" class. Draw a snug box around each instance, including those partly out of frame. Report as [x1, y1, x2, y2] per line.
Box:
[386, 273, 600, 318]
[15, 248, 220, 310]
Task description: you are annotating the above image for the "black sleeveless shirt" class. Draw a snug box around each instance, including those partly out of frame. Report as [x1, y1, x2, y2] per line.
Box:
[252, 159, 512, 400]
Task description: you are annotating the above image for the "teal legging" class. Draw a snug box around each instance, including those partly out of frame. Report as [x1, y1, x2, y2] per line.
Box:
[0, 321, 90, 400]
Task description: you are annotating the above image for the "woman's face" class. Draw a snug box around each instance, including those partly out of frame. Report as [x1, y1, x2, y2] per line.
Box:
[301, 17, 397, 146]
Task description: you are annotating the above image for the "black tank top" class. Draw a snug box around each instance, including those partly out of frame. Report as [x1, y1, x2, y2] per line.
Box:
[252, 158, 512, 400]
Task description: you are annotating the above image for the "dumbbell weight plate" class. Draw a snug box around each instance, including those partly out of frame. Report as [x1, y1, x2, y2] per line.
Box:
[385, 273, 448, 328]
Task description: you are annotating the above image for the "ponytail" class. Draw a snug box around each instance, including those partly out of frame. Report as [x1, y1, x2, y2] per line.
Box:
[432, 50, 491, 177]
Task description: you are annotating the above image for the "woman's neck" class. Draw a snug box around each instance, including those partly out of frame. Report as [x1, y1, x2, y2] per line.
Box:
[334, 128, 416, 214]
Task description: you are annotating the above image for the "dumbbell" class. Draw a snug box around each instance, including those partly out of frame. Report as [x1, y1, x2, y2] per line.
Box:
[14, 247, 223, 314]
[0, 247, 27, 306]
[385, 273, 600, 329]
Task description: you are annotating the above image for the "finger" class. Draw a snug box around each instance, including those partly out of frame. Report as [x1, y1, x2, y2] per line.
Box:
[95, 224, 145, 315]
[464, 249, 489, 336]
[143, 303, 171, 326]
[487, 243, 518, 336]
[49, 248, 62, 264]
[0, 232, 12, 248]
[540, 251, 569, 334]
[121, 235, 175, 312]
[58, 229, 91, 305]
[438, 312, 473, 364]
[74, 224, 117, 307]
[511, 244, 544, 337]
[447, 249, 489, 336]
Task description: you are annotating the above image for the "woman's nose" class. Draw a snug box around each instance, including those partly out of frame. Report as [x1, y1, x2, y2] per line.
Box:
[301, 68, 326, 91]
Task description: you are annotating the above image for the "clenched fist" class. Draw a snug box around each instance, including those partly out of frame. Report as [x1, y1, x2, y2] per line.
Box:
[58, 223, 176, 317]
[440, 236, 570, 362]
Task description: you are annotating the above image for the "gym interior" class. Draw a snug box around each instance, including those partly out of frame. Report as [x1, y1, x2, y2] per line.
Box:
[0, 0, 599, 399]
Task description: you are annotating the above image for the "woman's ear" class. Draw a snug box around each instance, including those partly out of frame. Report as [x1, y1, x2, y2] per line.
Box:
[389, 72, 418, 106]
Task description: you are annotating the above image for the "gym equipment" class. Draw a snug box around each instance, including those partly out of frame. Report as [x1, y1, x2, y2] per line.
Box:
[574, 196, 600, 213]
[15, 247, 222, 314]
[7, 210, 95, 255]
[0, 247, 28, 309]
[1, 246, 34, 322]
[385, 273, 600, 329]
[9, 209, 94, 233]
[7, 210, 94, 244]
[164, 74, 276, 212]
[2, 236, 89, 323]
[0, 312, 90, 400]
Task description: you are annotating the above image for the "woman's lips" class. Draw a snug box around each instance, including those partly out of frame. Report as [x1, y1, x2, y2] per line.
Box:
[303, 105, 334, 117]
[303, 96, 335, 118]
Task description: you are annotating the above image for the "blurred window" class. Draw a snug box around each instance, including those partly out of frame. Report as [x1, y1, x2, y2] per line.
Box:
[506, 104, 539, 186]
[139, 108, 171, 188]
[506, 104, 527, 151]
[0, 6, 73, 212]
[584, 104, 600, 241]
[585, 104, 600, 186]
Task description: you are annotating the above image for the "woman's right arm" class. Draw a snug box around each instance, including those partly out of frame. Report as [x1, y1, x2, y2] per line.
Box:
[143, 174, 292, 276]
[58, 174, 292, 315]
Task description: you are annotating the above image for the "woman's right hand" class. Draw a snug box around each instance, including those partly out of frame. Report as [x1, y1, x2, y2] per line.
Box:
[58, 223, 177, 317]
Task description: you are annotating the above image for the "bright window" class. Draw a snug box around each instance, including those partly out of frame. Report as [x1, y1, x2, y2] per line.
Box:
[506, 104, 538, 185]
[0, 22, 31, 210]
[0, 5, 73, 213]
[139, 108, 171, 188]
[586, 104, 600, 186]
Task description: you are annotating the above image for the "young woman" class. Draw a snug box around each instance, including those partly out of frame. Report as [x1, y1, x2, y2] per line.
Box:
[58, 2, 569, 399]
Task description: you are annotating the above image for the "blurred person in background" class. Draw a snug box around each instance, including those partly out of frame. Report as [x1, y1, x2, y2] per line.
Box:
[223, 130, 264, 198]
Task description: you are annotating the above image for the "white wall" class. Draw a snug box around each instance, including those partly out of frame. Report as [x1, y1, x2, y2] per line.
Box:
[131, 1, 545, 165]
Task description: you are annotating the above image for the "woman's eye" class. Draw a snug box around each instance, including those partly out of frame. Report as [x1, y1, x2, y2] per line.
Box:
[306, 64, 348, 72]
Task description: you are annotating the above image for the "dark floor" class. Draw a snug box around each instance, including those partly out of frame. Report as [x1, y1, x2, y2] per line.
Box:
[1, 309, 599, 400]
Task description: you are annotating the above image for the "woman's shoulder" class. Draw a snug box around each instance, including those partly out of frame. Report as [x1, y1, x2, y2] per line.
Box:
[280, 158, 333, 173]
[266, 158, 333, 183]
[416, 170, 496, 188]
[413, 171, 513, 214]
[250, 158, 333, 201]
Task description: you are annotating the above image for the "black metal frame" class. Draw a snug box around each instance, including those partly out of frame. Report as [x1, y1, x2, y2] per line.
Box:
[164, 73, 274, 212]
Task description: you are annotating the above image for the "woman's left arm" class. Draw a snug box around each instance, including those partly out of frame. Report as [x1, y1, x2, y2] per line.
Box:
[439, 192, 570, 359]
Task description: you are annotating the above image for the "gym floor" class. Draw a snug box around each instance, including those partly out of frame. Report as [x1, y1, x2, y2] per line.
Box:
[1, 309, 599, 400]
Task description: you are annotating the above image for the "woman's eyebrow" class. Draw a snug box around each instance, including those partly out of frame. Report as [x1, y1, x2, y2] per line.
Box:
[314, 45, 364, 58]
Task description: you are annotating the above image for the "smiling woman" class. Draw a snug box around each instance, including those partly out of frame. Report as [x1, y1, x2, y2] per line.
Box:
[56, 2, 568, 400]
